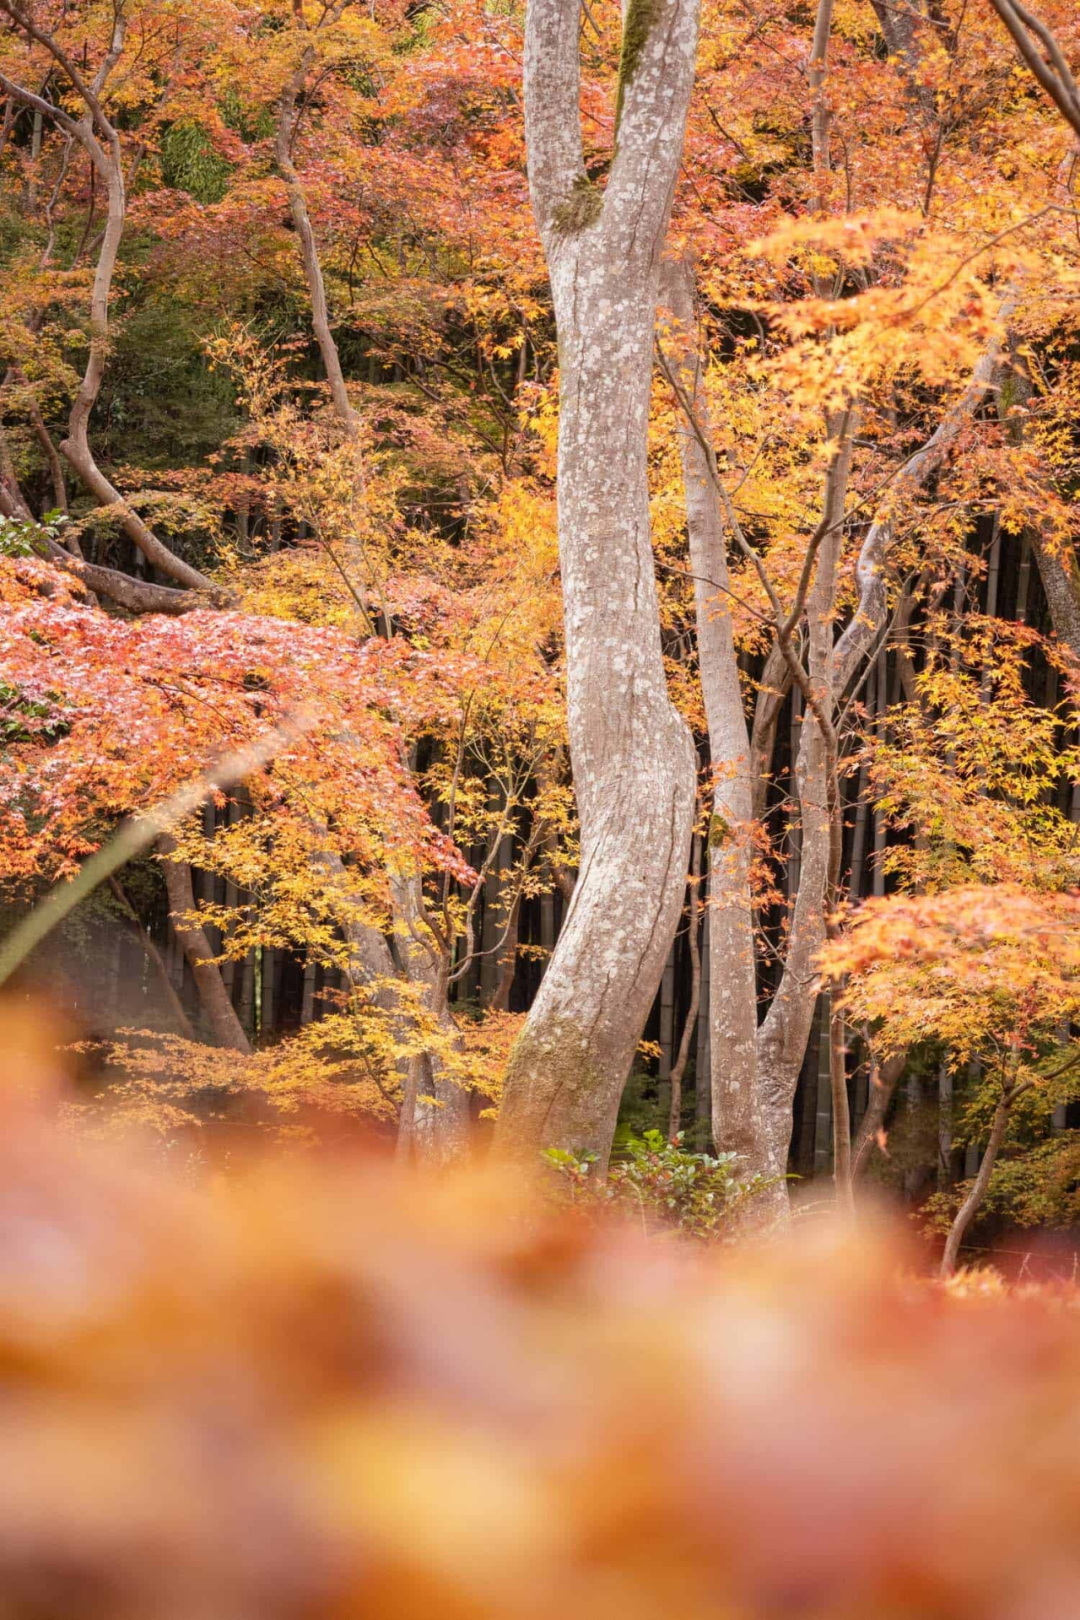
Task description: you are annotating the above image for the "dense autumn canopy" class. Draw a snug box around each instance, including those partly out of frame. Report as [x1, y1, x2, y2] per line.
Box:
[1, 0, 1079, 1224]
[6, 1, 1080, 1612]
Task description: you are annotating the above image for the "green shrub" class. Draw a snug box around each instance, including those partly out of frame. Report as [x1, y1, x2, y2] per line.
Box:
[543, 1129, 769, 1239]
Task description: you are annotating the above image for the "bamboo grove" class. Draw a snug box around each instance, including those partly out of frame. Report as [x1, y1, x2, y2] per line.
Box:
[2, 0, 1080, 1262]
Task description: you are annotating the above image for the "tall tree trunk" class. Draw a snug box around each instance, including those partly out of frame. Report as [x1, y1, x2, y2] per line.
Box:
[1013, 334, 1080, 645]
[492, 890, 522, 1011]
[158, 836, 252, 1054]
[812, 994, 833, 1177]
[658, 257, 766, 1174]
[656, 160, 1007, 1211]
[658, 944, 677, 1083]
[390, 867, 471, 1163]
[852, 1050, 906, 1179]
[754, 417, 855, 1196]
[479, 800, 512, 1005]
[1032, 535, 1080, 657]
[669, 829, 703, 1141]
[940, 1088, 1014, 1277]
[695, 901, 712, 1144]
[495, 0, 700, 1166]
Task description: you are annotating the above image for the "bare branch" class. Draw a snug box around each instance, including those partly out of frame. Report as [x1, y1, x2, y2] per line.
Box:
[989, 0, 1080, 139]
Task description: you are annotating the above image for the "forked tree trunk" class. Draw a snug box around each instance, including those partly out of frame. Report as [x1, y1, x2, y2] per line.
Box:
[495, 0, 699, 1165]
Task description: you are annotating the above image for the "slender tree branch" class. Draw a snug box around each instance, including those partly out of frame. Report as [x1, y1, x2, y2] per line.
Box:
[988, 0, 1080, 139]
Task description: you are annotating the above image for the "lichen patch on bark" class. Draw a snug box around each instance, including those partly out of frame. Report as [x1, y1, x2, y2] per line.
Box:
[615, 0, 661, 133]
[551, 173, 604, 234]
[707, 812, 731, 849]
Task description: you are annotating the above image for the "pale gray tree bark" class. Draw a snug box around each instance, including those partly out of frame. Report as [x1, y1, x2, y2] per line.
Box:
[1033, 536, 1080, 658]
[658, 258, 765, 1174]
[657, 230, 1011, 1220]
[756, 314, 1009, 1195]
[495, 0, 699, 1165]
[753, 419, 856, 1196]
